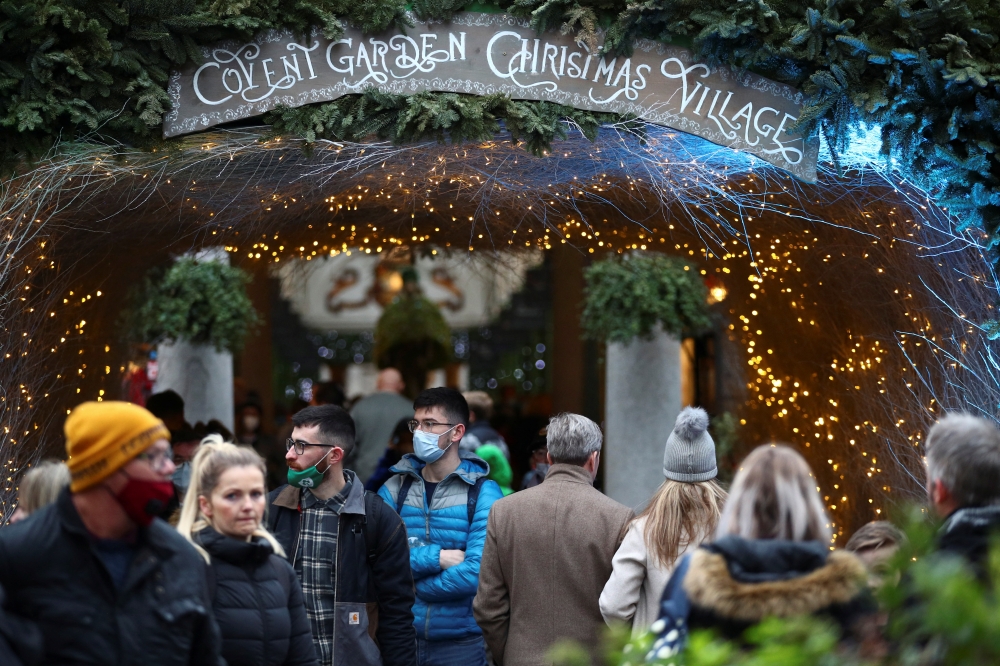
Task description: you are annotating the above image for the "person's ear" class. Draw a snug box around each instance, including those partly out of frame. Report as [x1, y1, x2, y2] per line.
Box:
[198, 495, 213, 520]
[931, 478, 951, 507]
[452, 423, 466, 442]
[546, 452, 554, 465]
[328, 446, 345, 466]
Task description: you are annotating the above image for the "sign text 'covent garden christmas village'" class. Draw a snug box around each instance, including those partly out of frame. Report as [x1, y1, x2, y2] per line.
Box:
[165, 12, 819, 181]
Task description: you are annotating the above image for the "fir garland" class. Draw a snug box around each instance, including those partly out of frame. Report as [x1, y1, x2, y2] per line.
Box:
[3, 0, 1000, 254]
[581, 254, 713, 343]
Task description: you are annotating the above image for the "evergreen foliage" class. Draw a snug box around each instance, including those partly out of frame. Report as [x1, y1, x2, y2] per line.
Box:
[581, 253, 713, 344]
[374, 271, 452, 394]
[128, 258, 260, 353]
[264, 89, 638, 155]
[5, 0, 1000, 254]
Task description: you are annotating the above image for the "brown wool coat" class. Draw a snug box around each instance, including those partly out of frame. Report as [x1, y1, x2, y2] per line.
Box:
[473, 464, 635, 666]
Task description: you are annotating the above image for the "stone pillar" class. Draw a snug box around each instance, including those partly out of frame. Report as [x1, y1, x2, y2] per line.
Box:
[604, 328, 681, 511]
[154, 340, 235, 432]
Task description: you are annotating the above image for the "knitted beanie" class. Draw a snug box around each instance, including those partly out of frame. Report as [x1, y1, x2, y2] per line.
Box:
[663, 406, 717, 482]
[65, 401, 170, 492]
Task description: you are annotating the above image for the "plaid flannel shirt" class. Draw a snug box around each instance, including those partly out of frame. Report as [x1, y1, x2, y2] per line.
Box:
[295, 476, 352, 666]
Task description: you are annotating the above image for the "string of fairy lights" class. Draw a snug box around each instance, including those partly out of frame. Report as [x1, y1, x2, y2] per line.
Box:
[0, 123, 996, 535]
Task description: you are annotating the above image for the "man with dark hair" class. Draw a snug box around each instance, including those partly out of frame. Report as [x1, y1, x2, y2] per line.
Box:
[145, 390, 186, 431]
[266, 405, 417, 666]
[379, 388, 503, 666]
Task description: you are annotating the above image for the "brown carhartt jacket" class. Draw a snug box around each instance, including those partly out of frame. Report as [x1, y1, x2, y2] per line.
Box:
[473, 464, 634, 666]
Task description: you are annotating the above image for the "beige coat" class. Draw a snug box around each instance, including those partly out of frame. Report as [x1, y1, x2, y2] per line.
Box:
[473, 464, 634, 666]
[598, 516, 696, 637]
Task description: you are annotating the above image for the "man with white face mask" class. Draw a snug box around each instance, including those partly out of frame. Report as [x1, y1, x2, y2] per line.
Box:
[379, 388, 503, 666]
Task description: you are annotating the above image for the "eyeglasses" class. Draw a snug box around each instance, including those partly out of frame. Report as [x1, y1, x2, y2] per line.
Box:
[408, 419, 456, 433]
[286, 438, 333, 455]
[136, 446, 174, 473]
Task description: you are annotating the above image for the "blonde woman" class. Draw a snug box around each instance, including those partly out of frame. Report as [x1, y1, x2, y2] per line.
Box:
[177, 437, 317, 666]
[649, 445, 873, 659]
[9, 460, 70, 524]
[600, 407, 727, 636]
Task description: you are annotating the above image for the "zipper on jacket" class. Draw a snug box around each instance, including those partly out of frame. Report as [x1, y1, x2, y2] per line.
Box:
[423, 479, 432, 640]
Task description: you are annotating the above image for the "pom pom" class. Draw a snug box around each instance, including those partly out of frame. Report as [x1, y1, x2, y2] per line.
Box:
[672, 406, 709, 440]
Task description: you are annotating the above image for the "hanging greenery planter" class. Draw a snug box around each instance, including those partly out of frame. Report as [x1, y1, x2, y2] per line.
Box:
[581, 253, 712, 343]
[374, 269, 452, 395]
[128, 258, 260, 354]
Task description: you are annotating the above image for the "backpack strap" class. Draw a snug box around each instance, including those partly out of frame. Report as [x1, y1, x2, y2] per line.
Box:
[467, 477, 486, 524]
[394, 475, 415, 516]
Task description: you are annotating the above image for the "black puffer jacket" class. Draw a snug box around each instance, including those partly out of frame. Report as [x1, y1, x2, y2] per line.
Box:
[194, 528, 317, 666]
[653, 537, 874, 657]
[0, 488, 223, 666]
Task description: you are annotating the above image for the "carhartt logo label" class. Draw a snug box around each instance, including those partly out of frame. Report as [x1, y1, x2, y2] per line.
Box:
[349, 612, 360, 625]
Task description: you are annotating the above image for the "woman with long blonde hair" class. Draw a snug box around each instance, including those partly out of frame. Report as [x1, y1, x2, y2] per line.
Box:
[177, 436, 317, 666]
[649, 444, 873, 659]
[600, 407, 727, 636]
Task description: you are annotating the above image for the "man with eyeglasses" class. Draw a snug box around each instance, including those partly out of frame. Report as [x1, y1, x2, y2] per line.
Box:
[266, 404, 416, 666]
[378, 387, 503, 666]
[0, 401, 223, 666]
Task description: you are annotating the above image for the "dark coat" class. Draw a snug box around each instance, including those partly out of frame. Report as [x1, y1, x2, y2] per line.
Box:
[937, 504, 1000, 578]
[653, 537, 873, 657]
[0, 488, 223, 666]
[266, 472, 417, 666]
[194, 528, 317, 666]
[0, 583, 42, 666]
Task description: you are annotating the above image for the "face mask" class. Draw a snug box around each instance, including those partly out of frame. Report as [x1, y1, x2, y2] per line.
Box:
[116, 473, 176, 527]
[172, 461, 191, 496]
[242, 415, 261, 432]
[535, 463, 550, 477]
[412, 426, 457, 464]
[287, 453, 331, 489]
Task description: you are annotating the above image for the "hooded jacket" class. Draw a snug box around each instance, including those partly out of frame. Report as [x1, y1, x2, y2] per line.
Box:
[194, 528, 317, 666]
[651, 537, 872, 658]
[266, 470, 416, 666]
[378, 453, 503, 641]
[0, 488, 223, 666]
[476, 444, 514, 496]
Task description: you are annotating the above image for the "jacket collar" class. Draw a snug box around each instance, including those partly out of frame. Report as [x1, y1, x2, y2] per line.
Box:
[683, 541, 866, 623]
[390, 452, 489, 486]
[941, 503, 1000, 535]
[542, 463, 595, 486]
[272, 469, 366, 515]
[195, 526, 273, 565]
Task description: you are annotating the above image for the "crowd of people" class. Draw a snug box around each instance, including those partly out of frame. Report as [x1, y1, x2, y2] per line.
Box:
[0, 381, 999, 666]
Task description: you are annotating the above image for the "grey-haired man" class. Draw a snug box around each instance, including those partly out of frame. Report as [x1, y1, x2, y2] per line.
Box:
[925, 413, 1000, 576]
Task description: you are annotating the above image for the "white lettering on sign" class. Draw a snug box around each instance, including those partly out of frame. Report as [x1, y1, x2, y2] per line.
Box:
[165, 12, 818, 181]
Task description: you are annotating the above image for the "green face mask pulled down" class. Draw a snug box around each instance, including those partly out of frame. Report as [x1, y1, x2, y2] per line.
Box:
[287, 461, 327, 489]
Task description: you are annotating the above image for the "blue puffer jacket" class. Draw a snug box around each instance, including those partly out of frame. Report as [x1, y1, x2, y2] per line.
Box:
[378, 453, 503, 641]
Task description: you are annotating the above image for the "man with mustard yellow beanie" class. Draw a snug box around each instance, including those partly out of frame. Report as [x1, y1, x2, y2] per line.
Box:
[0, 401, 223, 666]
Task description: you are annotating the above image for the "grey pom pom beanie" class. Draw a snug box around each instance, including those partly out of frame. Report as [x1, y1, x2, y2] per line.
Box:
[663, 406, 717, 482]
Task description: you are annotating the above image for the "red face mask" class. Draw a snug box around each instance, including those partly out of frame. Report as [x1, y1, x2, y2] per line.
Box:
[116, 473, 176, 527]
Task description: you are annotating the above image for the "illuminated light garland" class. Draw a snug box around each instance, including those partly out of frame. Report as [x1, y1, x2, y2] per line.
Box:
[0, 123, 995, 535]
